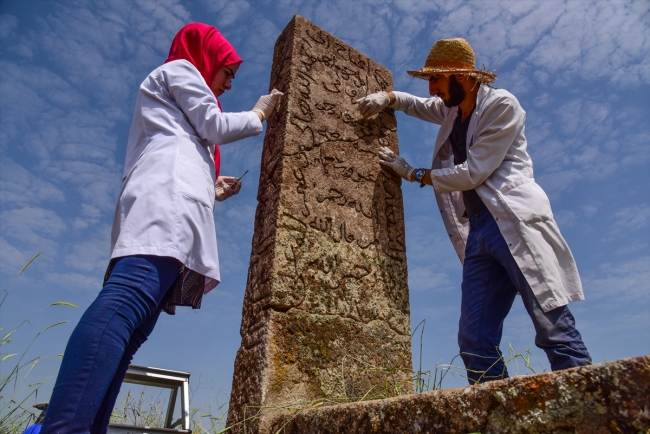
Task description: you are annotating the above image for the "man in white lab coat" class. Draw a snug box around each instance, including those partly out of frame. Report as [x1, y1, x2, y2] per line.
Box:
[357, 38, 591, 384]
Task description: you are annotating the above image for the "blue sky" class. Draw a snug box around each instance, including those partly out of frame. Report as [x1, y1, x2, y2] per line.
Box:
[1, 0, 648, 418]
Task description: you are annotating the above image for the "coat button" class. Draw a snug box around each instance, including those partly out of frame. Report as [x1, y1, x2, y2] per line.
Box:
[495, 217, 498, 220]
[508, 243, 512, 247]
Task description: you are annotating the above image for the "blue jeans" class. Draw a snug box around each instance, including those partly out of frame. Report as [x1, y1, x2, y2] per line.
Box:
[458, 209, 591, 384]
[41, 255, 179, 434]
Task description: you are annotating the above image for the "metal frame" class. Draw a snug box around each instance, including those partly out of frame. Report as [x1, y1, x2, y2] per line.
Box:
[120, 364, 191, 430]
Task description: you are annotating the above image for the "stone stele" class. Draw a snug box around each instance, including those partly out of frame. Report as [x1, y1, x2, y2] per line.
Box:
[227, 15, 412, 433]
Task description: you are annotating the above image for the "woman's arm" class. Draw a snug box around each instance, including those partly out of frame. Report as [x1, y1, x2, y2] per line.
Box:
[162, 60, 263, 145]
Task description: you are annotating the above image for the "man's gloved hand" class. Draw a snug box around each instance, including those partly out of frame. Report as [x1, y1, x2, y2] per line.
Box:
[378, 146, 413, 181]
[215, 176, 242, 202]
[252, 88, 284, 121]
[357, 91, 390, 118]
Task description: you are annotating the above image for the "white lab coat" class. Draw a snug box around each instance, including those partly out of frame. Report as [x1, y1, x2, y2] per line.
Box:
[392, 85, 584, 312]
[110, 59, 263, 293]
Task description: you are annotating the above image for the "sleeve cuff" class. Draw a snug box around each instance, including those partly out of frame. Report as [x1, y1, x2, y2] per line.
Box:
[389, 91, 413, 111]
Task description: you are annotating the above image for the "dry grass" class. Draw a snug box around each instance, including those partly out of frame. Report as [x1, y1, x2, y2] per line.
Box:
[0, 255, 544, 434]
[222, 320, 544, 434]
[0, 253, 77, 434]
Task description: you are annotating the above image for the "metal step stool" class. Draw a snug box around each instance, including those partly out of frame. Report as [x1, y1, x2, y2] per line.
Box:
[107, 365, 191, 434]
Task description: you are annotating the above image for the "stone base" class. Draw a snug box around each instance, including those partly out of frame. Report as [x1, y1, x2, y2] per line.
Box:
[265, 355, 650, 433]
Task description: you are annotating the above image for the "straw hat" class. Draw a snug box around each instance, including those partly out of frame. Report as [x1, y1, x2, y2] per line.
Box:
[407, 38, 496, 83]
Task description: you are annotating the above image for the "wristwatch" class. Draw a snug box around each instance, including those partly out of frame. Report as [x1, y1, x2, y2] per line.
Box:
[413, 168, 426, 183]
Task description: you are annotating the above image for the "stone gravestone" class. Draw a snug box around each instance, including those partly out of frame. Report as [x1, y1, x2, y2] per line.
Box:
[227, 15, 412, 432]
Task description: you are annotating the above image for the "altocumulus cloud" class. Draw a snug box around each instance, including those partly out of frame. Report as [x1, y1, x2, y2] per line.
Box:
[0, 0, 647, 406]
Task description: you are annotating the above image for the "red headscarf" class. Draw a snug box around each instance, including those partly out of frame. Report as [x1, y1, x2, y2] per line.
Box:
[165, 23, 242, 177]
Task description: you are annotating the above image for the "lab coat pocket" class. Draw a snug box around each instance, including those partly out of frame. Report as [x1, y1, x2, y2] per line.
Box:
[499, 178, 553, 223]
[176, 155, 215, 210]
[179, 191, 213, 209]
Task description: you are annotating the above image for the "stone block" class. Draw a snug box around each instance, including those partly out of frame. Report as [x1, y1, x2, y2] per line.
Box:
[267, 355, 650, 433]
[227, 15, 412, 433]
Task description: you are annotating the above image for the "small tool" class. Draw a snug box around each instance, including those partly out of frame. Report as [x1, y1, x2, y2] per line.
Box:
[228, 169, 249, 186]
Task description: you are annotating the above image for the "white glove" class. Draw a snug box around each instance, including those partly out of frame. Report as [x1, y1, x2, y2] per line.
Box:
[378, 146, 413, 181]
[215, 176, 242, 202]
[357, 92, 389, 118]
[252, 88, 284, 121]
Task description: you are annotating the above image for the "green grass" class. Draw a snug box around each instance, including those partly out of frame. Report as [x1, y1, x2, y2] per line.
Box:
[412, 319, 545, 392]
[0, 253, 78, 434]
[110, 380, 231, 433]
[0, 254, 545, 434]
[110, 388, 168, 428]
[218, 321, 545, 434]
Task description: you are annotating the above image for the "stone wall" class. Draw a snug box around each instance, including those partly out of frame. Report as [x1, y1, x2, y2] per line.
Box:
[266, 355, 650, 433]
[227, 15, 412, 433]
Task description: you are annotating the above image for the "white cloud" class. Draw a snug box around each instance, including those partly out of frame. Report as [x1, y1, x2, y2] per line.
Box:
[213, 201, 257, 276]
[44, 271, 102, 293]
[410, 303, 458, 326]
[613, 239, 650, 257]
[581, 204, 598, 218]
[0, 0, 194, 290]
[0, 1, 648, 405]
[532, 92, 551, 108]
[0, 208, 65, 272]
[64, 234, 111, 273]
[0, 160, 65, 206]
[612, 205, 650, 233]
[526, 1, 649, 86]
[1, 207, 66, 240]
[412, 1, 650, 92]
[222, 203, 257, 233]
[0, 14, 18, 39]
[592, 311, 650, 339]
[584, 257, 650, 302]
[391, 15, 423, 67]
[408, 266, 454, 293]
[0, 236, 33, 273]
[394, 0, 439, 14]
[507, 2, 561, 47]
[527, 92, 648, 195]
[554, 209, 576, 228]
[201, 0, 251, 27]
[535, 169, 582, 196]
[405, 215, 448, 254]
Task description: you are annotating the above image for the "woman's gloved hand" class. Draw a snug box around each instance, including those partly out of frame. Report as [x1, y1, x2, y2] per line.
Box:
[378, 146, 414, 181]
[252, 89, 284, 121]
[215, 176, 242, 202]
[357, 91, 390, 118]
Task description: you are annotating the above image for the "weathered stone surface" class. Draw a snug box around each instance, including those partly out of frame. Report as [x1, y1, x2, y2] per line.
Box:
[227, 15, 412, 433]
[266, 355, 650, 433]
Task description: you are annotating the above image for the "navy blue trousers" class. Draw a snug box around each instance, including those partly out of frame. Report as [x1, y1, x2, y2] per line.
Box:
[459, 209, 591, 384]
[41, 255, 178, 434]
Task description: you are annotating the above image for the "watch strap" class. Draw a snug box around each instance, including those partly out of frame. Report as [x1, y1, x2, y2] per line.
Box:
[406, 168, 415, 182]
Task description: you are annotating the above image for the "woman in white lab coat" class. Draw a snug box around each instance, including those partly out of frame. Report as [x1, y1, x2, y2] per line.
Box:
[41, 23, 282, 434]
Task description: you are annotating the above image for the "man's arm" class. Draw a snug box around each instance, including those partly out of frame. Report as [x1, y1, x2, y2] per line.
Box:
[390, 91, 446, 125]
[357, 91, 446, 124]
